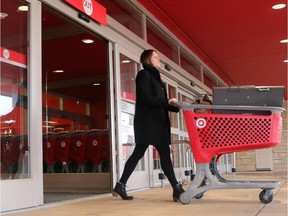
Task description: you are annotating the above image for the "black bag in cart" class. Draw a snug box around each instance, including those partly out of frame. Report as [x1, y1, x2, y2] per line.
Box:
[212, 86, 285, 114]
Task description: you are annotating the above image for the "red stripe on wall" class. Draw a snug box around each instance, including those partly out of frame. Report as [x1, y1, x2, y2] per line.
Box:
[0, 47, 27, 66]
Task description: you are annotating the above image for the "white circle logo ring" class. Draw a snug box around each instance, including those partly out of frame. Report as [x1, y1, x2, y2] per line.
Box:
[196, 118, 206, 128]
[83, 0, 93, 16]
[61, 141, 66, 148]
[76, 140, 81, 147]
[3, 49, 10, 59]
[92, 140, 98, 146]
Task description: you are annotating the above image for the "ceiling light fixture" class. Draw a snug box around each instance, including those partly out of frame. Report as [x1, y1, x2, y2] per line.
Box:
[122, 60, 131, 63]
[272, 4, 286, 9]
[4, 120, 16, 124]
[284, 60, 288, 63]
[43, 120, 58, 124]
[0, 12, 8, 19]
[53, 69, 64, 73]
[18, 6, 29, 11]
[280, 39, 288, 43]
[93, 83, 101, 86]
[42, 125, 55, 128]
[82, 39, 94, 44]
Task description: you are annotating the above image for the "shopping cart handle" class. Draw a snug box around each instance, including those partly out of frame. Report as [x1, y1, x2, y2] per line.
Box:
[174, 101, 285, 114]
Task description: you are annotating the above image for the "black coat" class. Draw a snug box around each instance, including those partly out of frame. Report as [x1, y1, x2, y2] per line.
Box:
[134, 65, 179, 146]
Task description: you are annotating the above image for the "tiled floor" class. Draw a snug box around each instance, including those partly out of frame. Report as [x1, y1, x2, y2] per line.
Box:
[3, 172, 287, 216]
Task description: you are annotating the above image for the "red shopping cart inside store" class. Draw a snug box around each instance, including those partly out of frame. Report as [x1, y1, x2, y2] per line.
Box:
[100, 129, 110, 172]
[69, 130, 87, 173]
[1, 136, 16, 175]
[176, 95, 285, 204]
[84, 129, 104, 172]
[12, 135, 28, 174]
[53, 131, 71, 173]
[1, 135, 27, 176]
[43, 132, 56, 173]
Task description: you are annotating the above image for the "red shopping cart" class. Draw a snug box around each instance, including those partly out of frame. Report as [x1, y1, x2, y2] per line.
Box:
[84, 129, 104, 172]
[43, 132, 56, 173]
[68, 130, 87, 173]
[53, 131, 71, 173]
[1, 136, 20, 175]
[176, 102, 285, 204]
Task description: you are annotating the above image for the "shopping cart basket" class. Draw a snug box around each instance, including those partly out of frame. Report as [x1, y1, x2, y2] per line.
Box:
[176, 102, 285, 204]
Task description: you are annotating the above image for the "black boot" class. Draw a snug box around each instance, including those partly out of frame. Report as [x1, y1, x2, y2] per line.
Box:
[172, 183, 185, 202]
[112, 182, 134, 200]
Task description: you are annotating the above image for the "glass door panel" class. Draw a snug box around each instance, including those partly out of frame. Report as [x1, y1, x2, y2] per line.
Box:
[1, 0, 29, 181]
[168, 85, 178, 129]
[116, 46, 149, 190]
[41, 4, 111, 196]
[119, 53, 139, 169]
[1, 0, 44, 212]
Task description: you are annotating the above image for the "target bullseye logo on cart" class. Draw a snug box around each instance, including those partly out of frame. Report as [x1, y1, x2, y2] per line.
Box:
[92, 140, 98, 146]
[196, 118, 206, 128]
[61, 141, 66, 148]
[83, 0, 93, 16]
[76, 140, 81, 147]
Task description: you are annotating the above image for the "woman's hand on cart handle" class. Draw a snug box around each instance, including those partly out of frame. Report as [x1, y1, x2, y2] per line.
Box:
[168, 98, 179, 107]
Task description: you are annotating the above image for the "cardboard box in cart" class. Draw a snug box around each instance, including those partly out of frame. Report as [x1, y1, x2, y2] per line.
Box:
[212, 86, 285, 114]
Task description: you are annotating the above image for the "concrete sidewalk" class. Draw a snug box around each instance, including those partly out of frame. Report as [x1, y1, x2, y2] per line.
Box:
[3, 172, 287, 216]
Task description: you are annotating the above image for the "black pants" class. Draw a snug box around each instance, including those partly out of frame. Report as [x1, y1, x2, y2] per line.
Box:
[119, 144, 178, 187]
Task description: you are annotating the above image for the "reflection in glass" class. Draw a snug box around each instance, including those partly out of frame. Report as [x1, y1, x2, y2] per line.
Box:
[180, 48, 202, 81]
[97, 0, 143, 38]
[179, 94, 194, 132]
[147, 20, 179, 64]
[1, 0, 29, 180]
[178, 93, 195, 169]
[168, 84, 178, 128]
[171, 134, 180, 168]
[119, 54, 144, 171]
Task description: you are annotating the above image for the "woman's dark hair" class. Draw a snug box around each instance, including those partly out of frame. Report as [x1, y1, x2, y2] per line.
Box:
[140, 49, 156, 66]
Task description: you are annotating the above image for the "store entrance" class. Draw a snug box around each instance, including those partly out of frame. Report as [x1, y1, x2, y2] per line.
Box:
[42, 6, 110, 202]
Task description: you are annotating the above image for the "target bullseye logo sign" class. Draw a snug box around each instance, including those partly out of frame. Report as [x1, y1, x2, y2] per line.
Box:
[65, 0, 107, 25]
[83, 0, 93, 16]
[196, 118, 206, 128]
[3, 49, 10, 59]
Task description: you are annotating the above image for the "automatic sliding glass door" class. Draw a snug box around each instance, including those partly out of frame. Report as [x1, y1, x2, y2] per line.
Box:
[114, 45, 149, 190]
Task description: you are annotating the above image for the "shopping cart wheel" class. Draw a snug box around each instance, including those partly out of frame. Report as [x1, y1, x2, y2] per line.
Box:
[259, 189, 273, 204]
[179, 193, 192, 204]
[54, 160, 63, 173]
[194, 193, 204, 199]
[68, 160, 78, 173]
[84, 160, 94, 173]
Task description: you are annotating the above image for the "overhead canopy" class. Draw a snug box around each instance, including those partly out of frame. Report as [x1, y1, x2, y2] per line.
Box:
[137, 0, 287, 98]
